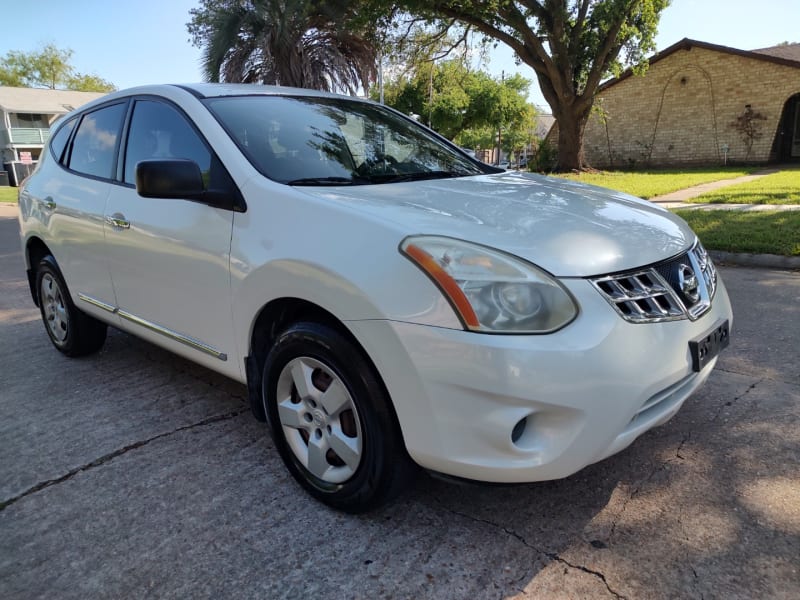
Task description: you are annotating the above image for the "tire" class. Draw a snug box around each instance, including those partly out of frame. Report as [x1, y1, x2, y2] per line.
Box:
[262, 321, 414, 513]
[36, 256, 107, 357]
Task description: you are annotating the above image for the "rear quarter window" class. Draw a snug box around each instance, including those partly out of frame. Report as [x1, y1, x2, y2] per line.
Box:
[67, 103, 126, 179]
[49, 118, 76, 163]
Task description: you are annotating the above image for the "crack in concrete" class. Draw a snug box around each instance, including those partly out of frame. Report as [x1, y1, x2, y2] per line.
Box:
[0, 409, 248, 512]
[604, 378, 767, 547]
[607, 459, 664, 545]
[675, 376, 764, 463]
[432, 498, 627, 599]
[709, 377, 764, 424]
[715, 367, 795, 387]
[676, 431, 692, 460]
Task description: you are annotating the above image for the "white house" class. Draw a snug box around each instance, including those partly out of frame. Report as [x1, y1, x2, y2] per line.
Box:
[0, 86, 106, 184]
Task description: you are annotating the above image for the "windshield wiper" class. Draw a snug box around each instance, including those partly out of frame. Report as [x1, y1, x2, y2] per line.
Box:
[286, 176, 361, 186]
[366, 170, 468, 184]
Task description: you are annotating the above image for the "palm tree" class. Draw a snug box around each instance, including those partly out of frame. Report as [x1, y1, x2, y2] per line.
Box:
[188, 0, 378, 95]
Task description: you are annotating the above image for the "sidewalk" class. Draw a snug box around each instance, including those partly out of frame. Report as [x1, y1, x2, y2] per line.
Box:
[649, 167, 800, 211]
[646, 167, 800, 269]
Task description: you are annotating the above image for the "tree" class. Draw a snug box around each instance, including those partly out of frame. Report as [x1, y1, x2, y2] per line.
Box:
[383, 0, 671, 170]
[187, 0, 379, 94]
[65, 73, 117, 93]
[0, 44, 115, 92]
[379, 59, 534, 159]
[730, 105, 767, 161]
[502, 105, 537, 164]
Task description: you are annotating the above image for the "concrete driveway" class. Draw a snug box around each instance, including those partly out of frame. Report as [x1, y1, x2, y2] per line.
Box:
[1, 204, 798, 599]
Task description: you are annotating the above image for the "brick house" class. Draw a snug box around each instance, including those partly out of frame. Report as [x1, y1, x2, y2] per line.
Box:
[575, 39, 800, 168]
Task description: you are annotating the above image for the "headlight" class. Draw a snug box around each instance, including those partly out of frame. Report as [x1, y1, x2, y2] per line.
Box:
[400, 236, 578, 333]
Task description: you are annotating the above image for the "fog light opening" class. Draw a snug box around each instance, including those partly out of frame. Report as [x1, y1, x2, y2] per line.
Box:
[511, 416, 528, 444]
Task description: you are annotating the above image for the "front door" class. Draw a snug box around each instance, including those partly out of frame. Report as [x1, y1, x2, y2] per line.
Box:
[103, 98, 240, 379]
[792, 102, 800, 158]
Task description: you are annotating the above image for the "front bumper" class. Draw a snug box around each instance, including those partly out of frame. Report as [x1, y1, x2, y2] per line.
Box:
[347, 276, 733, 483]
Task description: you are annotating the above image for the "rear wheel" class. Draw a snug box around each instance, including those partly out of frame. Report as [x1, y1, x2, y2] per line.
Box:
[36, 256, 107, 357]
[262, 321, 414, 512]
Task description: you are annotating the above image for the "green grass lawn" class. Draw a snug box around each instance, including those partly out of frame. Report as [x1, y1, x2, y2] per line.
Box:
[688, 167, 800, 204]
[674, 209, 800, 256]
[553, 167, 756, 199]
[0, 187, 18, 203]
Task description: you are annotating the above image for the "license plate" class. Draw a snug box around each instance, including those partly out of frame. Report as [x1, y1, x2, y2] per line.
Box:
[689, 319, 730, 372]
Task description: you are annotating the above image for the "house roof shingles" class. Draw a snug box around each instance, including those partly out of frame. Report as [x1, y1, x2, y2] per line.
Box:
[0, 86, 106, 114]
[752, 43, 800, 63]
[599, 38, 800, 92]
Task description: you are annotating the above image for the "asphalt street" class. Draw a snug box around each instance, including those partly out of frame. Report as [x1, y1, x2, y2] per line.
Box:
[1, 204, 798, 599]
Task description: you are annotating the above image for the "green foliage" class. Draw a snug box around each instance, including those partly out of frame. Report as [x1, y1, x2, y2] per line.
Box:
[379, 0, 672, 170]
[456, 126, 496, 151]
[729, 106, 768, 161]
[674, 210, 800, 256]
[530, 138, 558, 172]
[187, 0, 379, 94]
[0, 44, 115, 91]
[0, 187, 18, 203]
[65, 73, 116, 93]
[554, 167, 756, 199]
[379, 59, 535, 153]
[688, 168, 800, 205]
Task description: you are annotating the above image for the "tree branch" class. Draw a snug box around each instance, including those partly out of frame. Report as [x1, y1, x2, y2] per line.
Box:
[571, 0, 591, 48]
[581, 1, 638, 103]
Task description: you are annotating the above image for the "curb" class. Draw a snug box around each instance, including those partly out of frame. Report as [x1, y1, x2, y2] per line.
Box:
[710, 250, 800, 271]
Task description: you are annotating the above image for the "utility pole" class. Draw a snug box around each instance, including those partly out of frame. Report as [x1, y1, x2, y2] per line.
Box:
[428, 60, 435, 128]
[378, 51, 384, 104]
[497, 70, 504, 165]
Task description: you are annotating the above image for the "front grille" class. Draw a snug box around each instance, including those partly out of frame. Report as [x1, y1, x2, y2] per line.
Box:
[590, 241, 717, 323]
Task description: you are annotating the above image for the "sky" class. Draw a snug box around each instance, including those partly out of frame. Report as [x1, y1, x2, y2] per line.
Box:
[1, 0, 798, 111]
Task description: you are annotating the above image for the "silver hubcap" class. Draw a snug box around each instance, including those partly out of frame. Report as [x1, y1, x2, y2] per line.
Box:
[276, 357, 363, 484]
[41, 273, 68, 343]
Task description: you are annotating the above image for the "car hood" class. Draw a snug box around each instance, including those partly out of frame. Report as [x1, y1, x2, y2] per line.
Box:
[298, 171, 695, 277]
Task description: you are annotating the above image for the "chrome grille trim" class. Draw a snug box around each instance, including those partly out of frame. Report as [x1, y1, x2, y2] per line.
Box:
[590, 241, 718, 324]
[592, 269, 686, 323]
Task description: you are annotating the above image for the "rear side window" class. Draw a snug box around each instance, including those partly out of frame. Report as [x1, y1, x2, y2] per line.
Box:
[124, 100, 212, 186]
[67, 103, 126, 179]
[49, 118, 76, 163]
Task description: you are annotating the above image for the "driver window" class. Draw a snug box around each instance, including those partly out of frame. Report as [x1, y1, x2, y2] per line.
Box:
[124, 100, 212, 186]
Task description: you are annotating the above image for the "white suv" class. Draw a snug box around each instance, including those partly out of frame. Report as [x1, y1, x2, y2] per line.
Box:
[18, 84, 732, 512]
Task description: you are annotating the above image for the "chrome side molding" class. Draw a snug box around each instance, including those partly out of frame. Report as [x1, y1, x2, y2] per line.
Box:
[77, 293, 227, 361]
[77, 293, 118, 314]
[117, 310, 228, 361]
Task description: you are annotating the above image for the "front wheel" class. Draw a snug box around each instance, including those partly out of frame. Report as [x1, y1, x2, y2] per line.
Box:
[262, 321, 414, 512]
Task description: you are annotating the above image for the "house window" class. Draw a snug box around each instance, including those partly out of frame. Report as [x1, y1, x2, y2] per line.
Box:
[10, 113, 50, 129]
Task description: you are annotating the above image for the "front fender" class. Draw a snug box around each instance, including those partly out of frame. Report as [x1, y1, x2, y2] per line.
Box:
[228, 180, 464, 373]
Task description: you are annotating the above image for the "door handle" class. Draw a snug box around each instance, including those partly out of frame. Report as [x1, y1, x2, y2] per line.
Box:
[106, 213, 130, 230]
[41, 197, 56, 211]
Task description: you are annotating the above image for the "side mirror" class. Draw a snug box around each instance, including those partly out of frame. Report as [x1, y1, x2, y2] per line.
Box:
[136, 159, 204, 199]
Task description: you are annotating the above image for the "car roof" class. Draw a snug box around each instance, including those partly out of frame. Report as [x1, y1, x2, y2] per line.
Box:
[59, 82, 374, 122]
[177, 82, 348, 100]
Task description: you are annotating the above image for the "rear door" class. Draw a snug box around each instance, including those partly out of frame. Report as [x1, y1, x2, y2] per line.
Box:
[103, 97, 241, 378]
[30, 103, 127, 321]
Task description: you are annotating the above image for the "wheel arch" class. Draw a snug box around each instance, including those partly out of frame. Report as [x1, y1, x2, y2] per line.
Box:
[244, 296, 407, 459]
[25, 236, 54, 306]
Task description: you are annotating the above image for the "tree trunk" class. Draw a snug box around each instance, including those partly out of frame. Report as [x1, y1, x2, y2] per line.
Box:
[554, 108, 590, 171]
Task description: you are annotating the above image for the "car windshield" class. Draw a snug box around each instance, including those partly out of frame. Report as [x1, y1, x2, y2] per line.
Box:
[204, 95, 487, 185]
